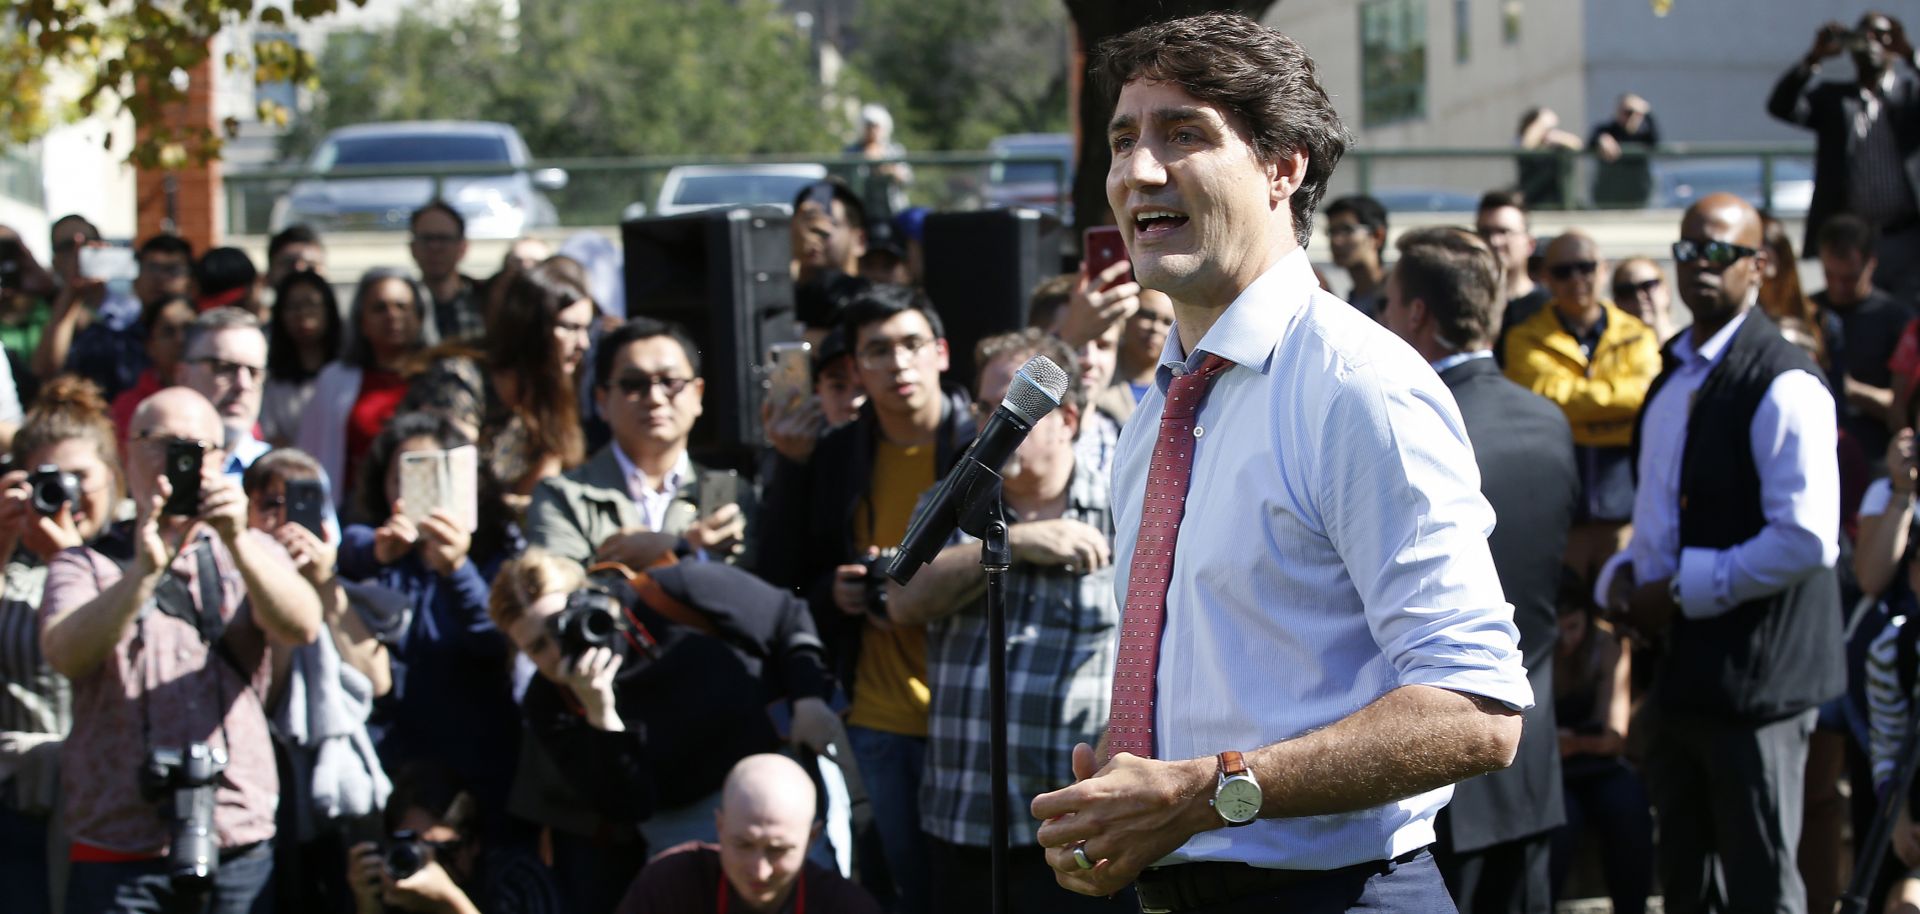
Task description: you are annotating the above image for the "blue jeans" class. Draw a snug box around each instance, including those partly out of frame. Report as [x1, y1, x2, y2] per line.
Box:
[0, 804, 52, 914]
[65, 840, 274, 914]
[1550, 758, 1656, 914]
[848, 725, 929, 914]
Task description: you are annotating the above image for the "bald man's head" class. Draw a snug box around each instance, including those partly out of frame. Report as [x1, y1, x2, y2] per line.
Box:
[1675, 192, 1767, 335]
[1543, 231, 1605, 317]
[127, 387, 225, 509]
[715, 754, 818, 909]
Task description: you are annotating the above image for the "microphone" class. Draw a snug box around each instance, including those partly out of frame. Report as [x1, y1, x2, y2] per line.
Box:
[885, 354, 1071, 585]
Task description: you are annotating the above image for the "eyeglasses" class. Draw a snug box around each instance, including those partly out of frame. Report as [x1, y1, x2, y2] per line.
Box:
[857, 335, 935, 370]
[412, 232, 462, 247]
[1613, 278, 1663, 298]
[553, 320, 594, 340]
[1548, 261, 1598, 280]
[191, 357, 265, 382]
[1327, 223, 1366, 237]
[612, 373, 694, 398]
[1671, 239, 1758, 267]
[134, 432, 213, 456]
[141, 261, 189, 278]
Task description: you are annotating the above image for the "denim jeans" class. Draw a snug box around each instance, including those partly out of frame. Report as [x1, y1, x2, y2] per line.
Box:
[65, 840, 274, 914]
[848, 724, 929, 914]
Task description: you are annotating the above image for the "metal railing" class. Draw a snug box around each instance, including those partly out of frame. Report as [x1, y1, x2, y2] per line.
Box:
[221, 142, 1816, 236]
[1334, 142, 1815, 214]
[222, 152, 1071, 236]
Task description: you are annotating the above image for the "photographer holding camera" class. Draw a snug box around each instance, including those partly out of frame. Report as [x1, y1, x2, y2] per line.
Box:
[1770, 12, 1920, 300]
[39, 386, 321, 913]
[344, 763, 566, 914]
[489, 549, 843, 912]
[0, 376, 121, 914]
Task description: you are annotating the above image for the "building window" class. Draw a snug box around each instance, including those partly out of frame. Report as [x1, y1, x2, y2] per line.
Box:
[1503, 0, 1522, 44]
[1360, 0, 1427, 127]
[1455, 0, 1470, 63]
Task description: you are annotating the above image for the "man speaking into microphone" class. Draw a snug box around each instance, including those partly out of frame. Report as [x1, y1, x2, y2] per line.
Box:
[1030, 14, 1532, 913]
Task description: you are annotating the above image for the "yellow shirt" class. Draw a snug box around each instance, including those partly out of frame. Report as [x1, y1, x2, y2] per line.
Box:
[846, 439, 935, 736]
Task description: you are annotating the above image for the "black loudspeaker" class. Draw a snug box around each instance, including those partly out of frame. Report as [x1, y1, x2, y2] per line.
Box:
[622, 207, 797, 469]
[920, 208, 1067, 388]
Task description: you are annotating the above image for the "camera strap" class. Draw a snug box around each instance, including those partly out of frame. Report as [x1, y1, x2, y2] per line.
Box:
[136, 537, 238, 761]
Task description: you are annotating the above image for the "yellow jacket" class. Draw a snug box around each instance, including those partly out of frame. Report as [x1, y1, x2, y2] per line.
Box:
[1502, 300, 1662, 447]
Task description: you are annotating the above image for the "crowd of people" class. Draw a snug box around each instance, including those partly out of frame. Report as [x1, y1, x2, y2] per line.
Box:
[0, 8, 1917, 914]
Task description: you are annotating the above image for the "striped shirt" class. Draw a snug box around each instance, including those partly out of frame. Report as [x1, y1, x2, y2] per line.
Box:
[1863, 477, 1918, 789]
[0, 555, 66, 737]
[919, 461, 1118, 848]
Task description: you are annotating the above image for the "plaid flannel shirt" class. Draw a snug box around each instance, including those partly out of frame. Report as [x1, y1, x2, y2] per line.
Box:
[918, 461, 1118, 848]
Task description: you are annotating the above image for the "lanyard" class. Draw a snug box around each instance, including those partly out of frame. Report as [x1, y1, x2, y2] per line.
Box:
[716, 869, 804, 914]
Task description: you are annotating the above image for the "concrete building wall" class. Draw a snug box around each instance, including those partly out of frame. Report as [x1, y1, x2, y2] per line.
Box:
[1581, 0, 1886, 143]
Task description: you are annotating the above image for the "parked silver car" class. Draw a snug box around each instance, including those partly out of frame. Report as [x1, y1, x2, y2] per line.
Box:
[269, 121, 566, 239]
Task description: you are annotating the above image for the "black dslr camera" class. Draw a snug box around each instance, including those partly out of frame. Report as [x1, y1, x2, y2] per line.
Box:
[384, 829, 430, 880]
[140, 742, 227, 890]
[26, 464, 79, 516]
[857, 547, 899, 620]
[546, 584, 629, 660]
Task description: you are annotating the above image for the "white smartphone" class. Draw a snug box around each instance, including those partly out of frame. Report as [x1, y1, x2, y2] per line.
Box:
[79, 245, 137, 283]
[399, 445, 479, 532]
[766, 341, 812, 409]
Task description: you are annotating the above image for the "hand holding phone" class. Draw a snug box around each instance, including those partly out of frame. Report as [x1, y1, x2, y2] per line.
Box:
[766, 342, 812, 411]
[162, 440, 206, 516]
[79, 245, 138, 284]
[285, 479, 328, 537]
[1083, 225, 1133, 293]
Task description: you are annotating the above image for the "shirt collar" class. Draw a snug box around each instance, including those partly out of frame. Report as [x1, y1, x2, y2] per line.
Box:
[1429, 350, 1494, 374]
[1672, 307, 1752, 369]
[224, 434, 272, 475]
[612, 443, 691, 495]
[1156, 248, 1316, 381]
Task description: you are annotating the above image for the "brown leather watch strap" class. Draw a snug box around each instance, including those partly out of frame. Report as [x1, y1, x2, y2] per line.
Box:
[1218, 750, 1247, 777]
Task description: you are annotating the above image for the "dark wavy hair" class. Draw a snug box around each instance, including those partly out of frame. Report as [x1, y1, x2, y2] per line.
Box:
[267, 269, 343, 383]
[486, 259, 591, 468]
[1092, 12, 1351, 246]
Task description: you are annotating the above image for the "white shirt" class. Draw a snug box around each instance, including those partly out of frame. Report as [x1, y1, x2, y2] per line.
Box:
[1623, 309, 1839, 618]
[1112, 249, 1530, 871]
[612, 445, 691, 532]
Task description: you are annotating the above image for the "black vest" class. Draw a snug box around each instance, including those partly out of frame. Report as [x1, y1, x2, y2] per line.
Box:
[1631, 310, 1843, 720]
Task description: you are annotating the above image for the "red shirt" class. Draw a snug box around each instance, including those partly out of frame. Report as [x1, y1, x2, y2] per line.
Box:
[616, 842, 880, 914]
[345, 369, 408, 491]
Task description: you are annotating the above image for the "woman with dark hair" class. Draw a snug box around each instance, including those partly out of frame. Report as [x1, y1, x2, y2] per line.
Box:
[0, 376, 125, 914]
[1758, 214, 1840, 391]
[298, 268, 439, 506]
[261, 269, 343, 446]
[105, 294, 196, 448]
[338, 411, 520, 822]
[404, 258, 594, 512]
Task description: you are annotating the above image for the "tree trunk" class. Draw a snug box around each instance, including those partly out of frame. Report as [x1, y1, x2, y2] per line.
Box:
[1062, 0, 1279, 237]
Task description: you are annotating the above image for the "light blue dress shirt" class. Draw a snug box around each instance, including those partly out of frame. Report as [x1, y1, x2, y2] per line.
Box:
[1112, 249, 1531, 871]
[1621, 308, 1839, 618]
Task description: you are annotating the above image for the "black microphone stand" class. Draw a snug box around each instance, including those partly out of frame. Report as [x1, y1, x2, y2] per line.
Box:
[1841, 674, 1920, 914]
[943, 453, 1013, 914]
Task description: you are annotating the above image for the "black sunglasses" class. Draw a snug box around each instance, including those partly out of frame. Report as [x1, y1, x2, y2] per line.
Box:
[1548, 261, 1598, 280]
[1671, 239, 1758, 267]
[1613, 278, 1662, 298]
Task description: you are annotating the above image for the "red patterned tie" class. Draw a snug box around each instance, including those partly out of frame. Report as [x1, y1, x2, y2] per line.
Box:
[1108, 353, 1233, 760]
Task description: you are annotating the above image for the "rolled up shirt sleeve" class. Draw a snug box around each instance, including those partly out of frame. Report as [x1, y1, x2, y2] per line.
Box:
[1675, 368, 1839, 619]
[1322, 372, 1534, 712]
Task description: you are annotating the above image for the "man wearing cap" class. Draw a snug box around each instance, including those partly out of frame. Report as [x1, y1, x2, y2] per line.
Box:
[527, 317, 750, 570]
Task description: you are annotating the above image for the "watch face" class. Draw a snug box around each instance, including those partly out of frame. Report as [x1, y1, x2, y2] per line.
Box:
[1217, 778, 1261, 823]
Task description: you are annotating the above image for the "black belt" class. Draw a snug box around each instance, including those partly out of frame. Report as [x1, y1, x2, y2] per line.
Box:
[1133, 848, 1427, 913]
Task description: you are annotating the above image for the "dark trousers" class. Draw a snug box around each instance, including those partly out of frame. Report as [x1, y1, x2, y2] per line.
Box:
[1549, 759, 1653, 914]
[0, 804, 53, 914]
[64, 840, 274, 914]
[926, 835, 1136, 914]
[1135, 849, 1456, 913]
[1645, 705, 1815, 914]
[1435, 832, 1551, 914]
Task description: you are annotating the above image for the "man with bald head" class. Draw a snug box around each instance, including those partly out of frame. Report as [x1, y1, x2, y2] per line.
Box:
[1603, 193, 1841, 914]
[40, 386, 322, 912]
[1504, 230, 1661, 581]
[617, 753, 881, 914]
